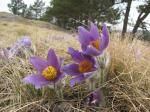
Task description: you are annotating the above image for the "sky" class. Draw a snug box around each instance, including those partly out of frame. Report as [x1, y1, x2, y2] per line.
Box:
[0, 0, 50, 12]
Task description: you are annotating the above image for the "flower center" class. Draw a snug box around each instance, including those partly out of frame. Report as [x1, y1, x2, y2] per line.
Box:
[42, 66, 57, 80]
[79, 60, 93, 73]
[90, 39, 100, 50]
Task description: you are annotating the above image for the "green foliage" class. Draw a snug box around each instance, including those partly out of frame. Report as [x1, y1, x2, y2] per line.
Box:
[142, 30, 150, 41]
[25, 0, 45, 20]
[24, 6, 33, 19]
[141, 23, 150, 41]
[8, 0, 27, 16]
[43, 0, 120, 28]
[138, 0, 150, 13]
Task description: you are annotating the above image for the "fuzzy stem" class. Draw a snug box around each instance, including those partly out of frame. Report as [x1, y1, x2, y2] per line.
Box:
[89, 77, 96, 91]
[54, 83, 63, 99]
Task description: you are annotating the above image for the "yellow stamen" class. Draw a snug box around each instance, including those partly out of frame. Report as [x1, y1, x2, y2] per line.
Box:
[79, 60, 93, 73]
[42, 66, 57, 80]
[90, 39, 100, 50]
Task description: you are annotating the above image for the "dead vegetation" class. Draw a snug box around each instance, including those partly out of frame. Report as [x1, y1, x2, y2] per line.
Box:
[0, 14, 150, 112]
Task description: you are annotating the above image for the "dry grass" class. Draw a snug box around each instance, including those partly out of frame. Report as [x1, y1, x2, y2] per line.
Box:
[0, 18, 150, 112]
[106, 34, 150, 111]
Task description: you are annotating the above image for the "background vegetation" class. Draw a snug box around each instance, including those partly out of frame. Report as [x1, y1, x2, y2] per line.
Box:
[8, 0, 150, 39]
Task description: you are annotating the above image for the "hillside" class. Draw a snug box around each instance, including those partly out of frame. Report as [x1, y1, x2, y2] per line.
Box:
[0, 12, 59, 29]
[0, 12, 77, 53]
[0, 13, 150, 112]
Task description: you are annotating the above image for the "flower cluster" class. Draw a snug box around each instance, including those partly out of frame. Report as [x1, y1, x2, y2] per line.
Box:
[23, 22, 109, 106]
[0, 36, 32, 59]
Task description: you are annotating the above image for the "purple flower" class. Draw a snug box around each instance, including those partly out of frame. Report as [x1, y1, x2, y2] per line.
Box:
[63, 47, 97, 87]
[88, 89, 102, 106]
[78, 22, 109, 56]
[19, 36, 31, 47]
[23, 49, 63, 89]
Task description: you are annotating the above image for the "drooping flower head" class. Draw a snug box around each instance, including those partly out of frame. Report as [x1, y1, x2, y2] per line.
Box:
[6, 36, 32, 58]
[23, 49, 63, 89]
[87, 89, 102, 106]
[19, 36, 32, 47]
[78, 22, 109, 56]
[63, 47, 97, 87]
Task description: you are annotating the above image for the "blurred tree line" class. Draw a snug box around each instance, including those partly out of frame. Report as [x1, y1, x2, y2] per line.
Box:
[8, 0, 45, 20]
[43, 0, 120, 29]
[8, 0, 150, 38]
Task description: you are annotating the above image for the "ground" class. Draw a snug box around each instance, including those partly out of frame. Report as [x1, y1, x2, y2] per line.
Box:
[0, 12, 150, 112]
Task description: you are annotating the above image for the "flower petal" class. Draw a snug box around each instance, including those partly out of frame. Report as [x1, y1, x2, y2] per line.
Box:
[23, 74, 50, 89]
[68, 47, 84, 63]
[30, 56, 47, 72]
[78, 26, 92, 46]
[63, 64, 81, 76]
[100, 24, 109, 50]
[81, 44, 87, 51]
[52, 72, 64, 83]
[47, 49, 59, 69]
[84, 45, 101, 56]
[84, 54, 96, 65]
[70, 75, 85, 87]
[83, 71, 97, 80]
[90, 22, 100, 40]
[20, 36, 32, 47]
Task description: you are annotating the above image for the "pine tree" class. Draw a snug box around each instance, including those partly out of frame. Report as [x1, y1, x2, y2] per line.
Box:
[132, 0, 150, 34]
[43, 0, 120, 28]
[8, 0, 27, 16]
[24, 5, 33, 19]
[30, 0, 45, 19]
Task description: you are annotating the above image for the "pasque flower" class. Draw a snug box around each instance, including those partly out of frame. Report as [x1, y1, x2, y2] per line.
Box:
[88, 89, 102, 106]
[23, 49, 63, 89]
[63, 47, 97, 87]
[19, 36, 32, 47]
[78, 22, 109, 56]
[6, 37, 32, 58]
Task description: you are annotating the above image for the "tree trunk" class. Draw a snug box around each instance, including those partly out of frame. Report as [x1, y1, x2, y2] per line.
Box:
[122, 0, 132, 36]
[132, 12, 149, 34]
